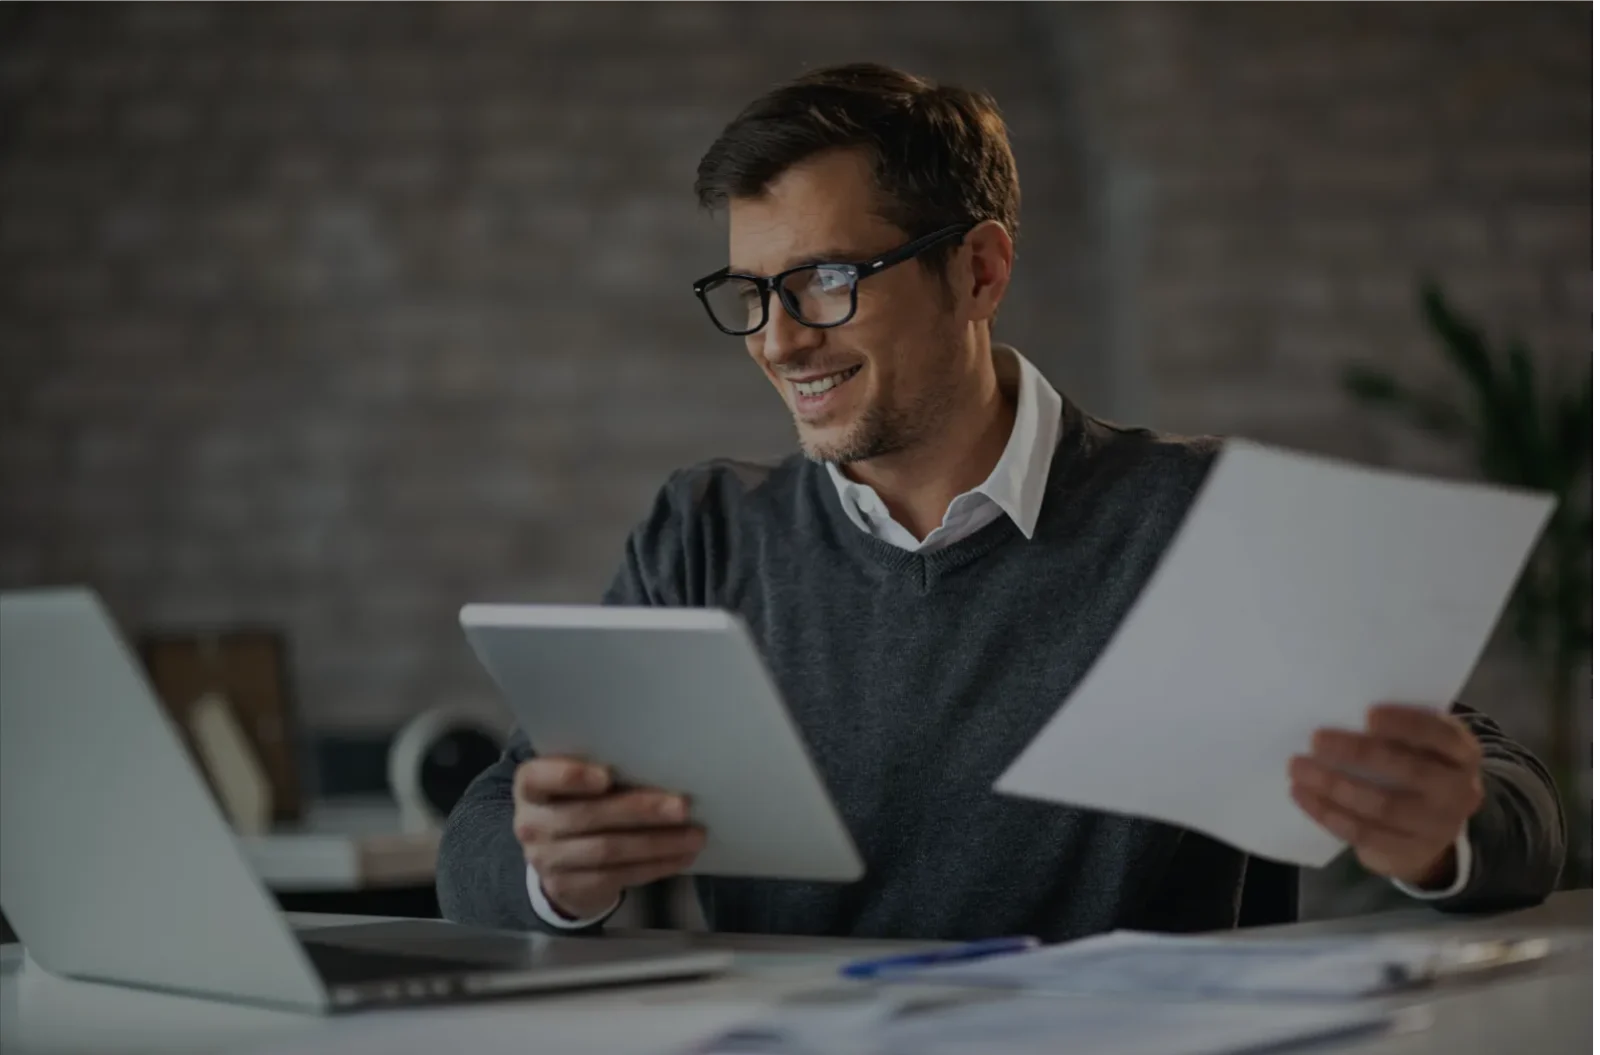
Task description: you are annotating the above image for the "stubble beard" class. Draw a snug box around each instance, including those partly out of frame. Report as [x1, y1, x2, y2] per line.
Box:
[798, 399, 908, 465]
[797, 364, 962, 468]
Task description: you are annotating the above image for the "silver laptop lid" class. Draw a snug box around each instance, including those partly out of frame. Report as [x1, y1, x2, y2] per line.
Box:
[0, 587, 327, 1011]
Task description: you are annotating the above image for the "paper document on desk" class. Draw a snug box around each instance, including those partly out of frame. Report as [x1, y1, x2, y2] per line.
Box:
[872, 997, 1398, 1055]
[895, 929, 1556, 1000]
[691, 986, 1397, 1054]
[996, 440, 1553, 867]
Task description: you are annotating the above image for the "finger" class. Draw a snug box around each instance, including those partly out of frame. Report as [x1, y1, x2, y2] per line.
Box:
[1308, 728, 1459, 792]
[540, 852, 701, 908]
[1365, 704, 1481, 768]
[1290, 755, 1457, 840]
[515, 757, 612, 804]
[1291, 783, 1426, 870]
[1305, 730, 1478, 819]
[532, 828, 707, 874]
[517, 789, 689, 842]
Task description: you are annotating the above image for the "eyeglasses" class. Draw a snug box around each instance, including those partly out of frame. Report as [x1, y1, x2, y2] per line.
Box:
[692, 222, 978, 337]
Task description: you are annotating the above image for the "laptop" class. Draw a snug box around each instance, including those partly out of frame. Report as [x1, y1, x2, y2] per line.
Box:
[0, 587, 732, 1013]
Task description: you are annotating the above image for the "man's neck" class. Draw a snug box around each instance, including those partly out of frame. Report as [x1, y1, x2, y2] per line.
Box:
[840, 345, 1015, 542]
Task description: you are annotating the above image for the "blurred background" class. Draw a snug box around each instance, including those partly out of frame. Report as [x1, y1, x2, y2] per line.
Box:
[0, 2, 1590, 921]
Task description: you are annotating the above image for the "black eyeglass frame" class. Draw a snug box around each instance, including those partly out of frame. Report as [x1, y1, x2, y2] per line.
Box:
[691, 221, 980, 336]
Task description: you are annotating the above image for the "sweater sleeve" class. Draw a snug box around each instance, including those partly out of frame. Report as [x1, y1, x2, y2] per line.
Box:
[1428, 701, 1568, 912]
[435, 473, 695, 932]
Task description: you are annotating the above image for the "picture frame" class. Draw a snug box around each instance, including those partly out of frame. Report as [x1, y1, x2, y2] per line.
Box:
[138, 628, 305, 825]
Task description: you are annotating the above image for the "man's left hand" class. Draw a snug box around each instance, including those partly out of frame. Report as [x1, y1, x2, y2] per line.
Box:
[1290, 703, 1484, 890]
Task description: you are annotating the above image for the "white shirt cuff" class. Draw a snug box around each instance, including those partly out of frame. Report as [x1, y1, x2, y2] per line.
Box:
[525, 864, 619, 929]
[1391, 828, 1473, 900]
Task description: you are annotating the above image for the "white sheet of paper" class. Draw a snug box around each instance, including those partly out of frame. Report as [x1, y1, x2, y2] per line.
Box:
[873, 995, 1397, 1055]
[994, 440, 1554, 867]
[697, 988, 1398, 1055]
[901, 930, 1450, 999]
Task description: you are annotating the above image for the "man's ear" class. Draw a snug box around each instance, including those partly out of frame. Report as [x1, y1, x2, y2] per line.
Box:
[961, 220, 1014, 324]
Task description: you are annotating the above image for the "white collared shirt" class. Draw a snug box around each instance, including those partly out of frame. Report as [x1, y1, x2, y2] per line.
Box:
[525, 346, 1468, 927]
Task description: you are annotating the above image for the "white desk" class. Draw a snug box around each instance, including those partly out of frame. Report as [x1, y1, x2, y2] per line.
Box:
[0, 892, 1589, 1055]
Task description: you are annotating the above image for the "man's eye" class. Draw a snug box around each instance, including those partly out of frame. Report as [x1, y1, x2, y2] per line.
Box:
[814, 269, 851, 293]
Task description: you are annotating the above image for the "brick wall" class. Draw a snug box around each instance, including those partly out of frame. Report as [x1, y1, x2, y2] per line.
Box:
[0, 2, 1091, 731]
[1, 2, 1589, 752]
[1048, 2, 1589, 466]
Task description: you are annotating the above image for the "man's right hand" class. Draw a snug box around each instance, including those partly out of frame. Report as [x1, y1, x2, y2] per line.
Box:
[512, 756, 706, 922]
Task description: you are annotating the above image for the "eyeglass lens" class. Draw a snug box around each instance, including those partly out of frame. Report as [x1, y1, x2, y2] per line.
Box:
[702, 266, 855, 334]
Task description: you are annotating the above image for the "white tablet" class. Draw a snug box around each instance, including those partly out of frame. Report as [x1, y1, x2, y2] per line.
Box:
[459, 604, 864, 883]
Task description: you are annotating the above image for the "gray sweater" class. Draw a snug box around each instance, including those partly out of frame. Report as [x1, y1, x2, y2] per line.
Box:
[438, 406, 1565, 941]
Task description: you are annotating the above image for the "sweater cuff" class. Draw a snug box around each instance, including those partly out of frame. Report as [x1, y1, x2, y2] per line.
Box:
[526, 864, 621, 929]
[1390, 828, 1473, 900]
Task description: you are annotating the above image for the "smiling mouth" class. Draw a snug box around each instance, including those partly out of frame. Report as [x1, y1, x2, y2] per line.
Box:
[790, 365, 862, 397]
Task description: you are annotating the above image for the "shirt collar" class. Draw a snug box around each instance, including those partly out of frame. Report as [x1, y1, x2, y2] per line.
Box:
[825, 345, 1064, 540]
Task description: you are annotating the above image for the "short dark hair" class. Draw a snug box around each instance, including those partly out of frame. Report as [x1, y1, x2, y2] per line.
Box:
[694, 63, 1020, 274]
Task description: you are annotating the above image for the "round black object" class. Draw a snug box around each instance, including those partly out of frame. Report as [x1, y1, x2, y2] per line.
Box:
[416, 728, 502, 817]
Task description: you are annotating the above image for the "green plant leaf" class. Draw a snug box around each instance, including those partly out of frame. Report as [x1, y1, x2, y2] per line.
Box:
[1507, 577, 1546, 649]
[1341, 365, 1404, 403]
[1407, 397, 1467, 437]
[1421, 280, 1499, 400]
[1418, 280, 1533, 484]
[1505, 340, 1545, 477]
[1340, 364, 1466, 437]
[1552, 381, 1593, 484]
[1505, 341, 1537, 411]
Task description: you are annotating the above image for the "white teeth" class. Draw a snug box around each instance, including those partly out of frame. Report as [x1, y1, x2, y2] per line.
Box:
[794, 368, 857, 396]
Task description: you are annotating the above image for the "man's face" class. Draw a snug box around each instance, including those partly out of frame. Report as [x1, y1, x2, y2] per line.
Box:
[727, 149, 969, 464]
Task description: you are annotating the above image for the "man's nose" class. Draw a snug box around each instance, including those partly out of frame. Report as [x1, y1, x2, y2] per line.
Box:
[758, 296, 825, 368]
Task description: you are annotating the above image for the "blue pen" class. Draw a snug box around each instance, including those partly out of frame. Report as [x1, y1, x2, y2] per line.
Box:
[839, 936, 1041, 979]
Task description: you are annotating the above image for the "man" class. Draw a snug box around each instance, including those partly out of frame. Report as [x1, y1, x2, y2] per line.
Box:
[438, 64, 1564, 941]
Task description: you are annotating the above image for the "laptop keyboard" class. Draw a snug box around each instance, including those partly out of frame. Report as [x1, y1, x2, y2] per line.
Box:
[300, 938, 485, 986]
